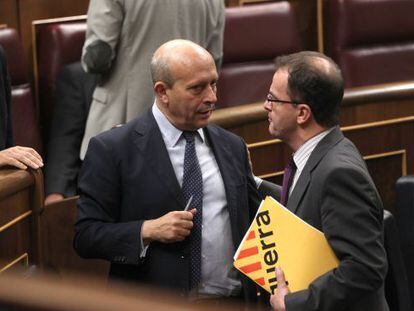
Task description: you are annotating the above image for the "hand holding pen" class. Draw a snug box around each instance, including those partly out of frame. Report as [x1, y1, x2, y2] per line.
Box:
[141, 195, 196, 244]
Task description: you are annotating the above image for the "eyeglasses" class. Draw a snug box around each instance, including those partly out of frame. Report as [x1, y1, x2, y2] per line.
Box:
[266, 94, 301, 106]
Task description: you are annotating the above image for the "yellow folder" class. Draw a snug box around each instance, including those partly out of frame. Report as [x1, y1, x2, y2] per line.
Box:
[233, 196, 339, 294]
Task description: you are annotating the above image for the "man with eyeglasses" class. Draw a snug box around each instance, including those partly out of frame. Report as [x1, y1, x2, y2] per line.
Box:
[265, 51, 388, 311]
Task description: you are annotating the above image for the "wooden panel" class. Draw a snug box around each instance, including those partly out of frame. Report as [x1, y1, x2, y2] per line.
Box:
[41, 196, 109, 279]
[364, 151, 406, 215]
[340, 98, 414, 126]
[0, 0, 19, 30]
[344, 118, 414, 174]
[0, 169, 44, 273]
[0, 216, 32, 271]
[0, 188, 31, 227]
[250, 139, 285, 176]
[0, 253, 29, 273]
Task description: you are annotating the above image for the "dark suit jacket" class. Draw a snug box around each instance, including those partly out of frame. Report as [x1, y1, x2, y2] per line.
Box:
[45, 62, 97, 196]
[74, 110, 261, 301]
[0, 45, 13, 150]
[258, 179, 281, 201]
[285, 127, 388, 311]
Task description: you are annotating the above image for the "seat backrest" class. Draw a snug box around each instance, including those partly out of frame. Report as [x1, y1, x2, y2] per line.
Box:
[383, 210, 412, 311]
[217, 2, 302, 108]
[0, 27, 43, 154]
[395, 175, 414, 310]
[33, 16, 86, 142]
[40, 196, 109, 279]
[324, 0, 414, 88]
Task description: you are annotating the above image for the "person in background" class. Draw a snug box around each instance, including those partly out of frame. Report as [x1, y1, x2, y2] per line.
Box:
[0, 44, 43, 170]
[265, 51, 388, 311]
[44, 62, 97, 204]
[80, 0, 225, 160]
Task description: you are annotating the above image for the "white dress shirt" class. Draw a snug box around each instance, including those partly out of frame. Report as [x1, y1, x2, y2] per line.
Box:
[290, 128, 335, 195]
[151, 103, 242, 297]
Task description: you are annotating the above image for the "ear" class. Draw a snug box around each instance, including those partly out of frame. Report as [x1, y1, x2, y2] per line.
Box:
[154, 82, 169, 104]
[296, 104, 312, 125]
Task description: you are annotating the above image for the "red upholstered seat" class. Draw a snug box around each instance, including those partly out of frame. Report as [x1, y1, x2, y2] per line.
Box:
[33, 18, 86, 142]
[324, 0, 414, 88]
[0, 27, 43, 154]
[217, 1, 302, 108]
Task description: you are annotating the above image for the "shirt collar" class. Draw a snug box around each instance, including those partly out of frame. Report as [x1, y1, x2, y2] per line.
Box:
[293, 127, 335, 172]
[152, 102, 205, 147]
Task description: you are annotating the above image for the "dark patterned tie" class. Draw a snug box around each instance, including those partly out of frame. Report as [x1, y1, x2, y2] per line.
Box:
[280, 157, 297, 206]
[181, 131, 203, 290]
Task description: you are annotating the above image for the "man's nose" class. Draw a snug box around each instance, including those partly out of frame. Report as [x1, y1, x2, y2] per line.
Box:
[205, 85, 217, 103]
[264, 99, 272, 112]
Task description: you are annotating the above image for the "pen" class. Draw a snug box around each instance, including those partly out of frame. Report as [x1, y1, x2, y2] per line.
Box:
[184, 195, 193, 211]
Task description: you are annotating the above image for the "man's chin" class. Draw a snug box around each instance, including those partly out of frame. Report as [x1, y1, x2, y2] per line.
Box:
[268, 126, 280, 139]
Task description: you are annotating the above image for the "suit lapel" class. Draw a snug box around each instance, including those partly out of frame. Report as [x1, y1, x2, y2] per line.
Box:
[287, 127, 344, 213]
[204, 125, 242, 229]
[132, 111, 183, 206]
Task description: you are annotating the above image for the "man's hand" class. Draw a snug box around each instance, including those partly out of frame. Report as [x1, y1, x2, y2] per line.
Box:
[141, 209, 195, 245]
[45, 193, 65, 205]
[270, 267, 290, 311]
[0, 146, 43, 170]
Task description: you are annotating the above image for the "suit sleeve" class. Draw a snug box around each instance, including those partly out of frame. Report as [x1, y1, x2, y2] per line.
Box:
[45, 64, 92, 196]
[82, 0, 124, 73]
[258, 179, 281, 201]
[74, 135, 144, 265]
[285, 165, 387, 310]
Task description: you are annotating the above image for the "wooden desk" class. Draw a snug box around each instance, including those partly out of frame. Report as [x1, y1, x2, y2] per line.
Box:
[0, 168, 43, 273]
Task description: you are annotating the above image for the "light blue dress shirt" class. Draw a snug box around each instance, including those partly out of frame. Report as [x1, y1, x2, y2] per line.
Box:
[149, 103, 242, 297]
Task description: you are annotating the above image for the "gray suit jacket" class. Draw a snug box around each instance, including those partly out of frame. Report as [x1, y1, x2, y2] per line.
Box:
[285, 127, 389, 311]
[258, 179, 281, 201]
[80, 0, 225, 158]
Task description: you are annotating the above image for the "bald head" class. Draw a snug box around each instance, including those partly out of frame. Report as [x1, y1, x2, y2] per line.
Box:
[150, 39, 216, 87]
[150, 39, 218, 131]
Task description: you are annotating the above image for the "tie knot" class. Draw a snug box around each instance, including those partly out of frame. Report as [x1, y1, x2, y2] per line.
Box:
[182, 131, 196, 143]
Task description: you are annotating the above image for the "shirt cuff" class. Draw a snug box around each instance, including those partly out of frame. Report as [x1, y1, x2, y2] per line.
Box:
[139, 227, 149, 258]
